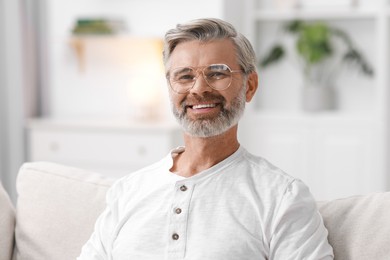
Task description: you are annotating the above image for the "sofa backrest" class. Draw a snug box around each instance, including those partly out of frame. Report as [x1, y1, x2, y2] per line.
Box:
[318, 191, 390, 260]
[13, 162, 114, 260]
[7, 161, 390, 260]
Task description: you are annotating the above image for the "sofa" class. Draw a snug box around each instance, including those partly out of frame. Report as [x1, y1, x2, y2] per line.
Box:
[1, 162, 390, 260]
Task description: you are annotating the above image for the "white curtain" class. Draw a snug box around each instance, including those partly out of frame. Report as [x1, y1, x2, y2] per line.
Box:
[0, 0, 27, 202]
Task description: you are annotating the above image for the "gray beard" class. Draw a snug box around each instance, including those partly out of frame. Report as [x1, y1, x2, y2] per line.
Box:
[171, 86, 246, 138]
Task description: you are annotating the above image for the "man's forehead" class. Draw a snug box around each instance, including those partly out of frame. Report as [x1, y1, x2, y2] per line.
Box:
[166, 39, 237, 70]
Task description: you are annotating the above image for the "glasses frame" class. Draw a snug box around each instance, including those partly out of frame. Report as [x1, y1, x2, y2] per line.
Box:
[166, 63, 243, 94]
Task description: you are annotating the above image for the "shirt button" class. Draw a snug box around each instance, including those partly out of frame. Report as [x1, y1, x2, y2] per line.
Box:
[180, 185, 187, 191]
[172, 233, 179, 240]
[175, 208, 182, 214]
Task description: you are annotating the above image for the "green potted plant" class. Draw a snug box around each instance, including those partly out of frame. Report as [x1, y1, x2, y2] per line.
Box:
[260, 20, 373, 111]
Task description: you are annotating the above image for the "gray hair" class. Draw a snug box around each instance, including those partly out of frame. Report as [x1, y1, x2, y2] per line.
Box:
[163, 18, 257, 74]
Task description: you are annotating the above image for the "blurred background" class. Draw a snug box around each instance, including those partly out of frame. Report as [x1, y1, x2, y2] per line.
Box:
[1, 0, 390, 202]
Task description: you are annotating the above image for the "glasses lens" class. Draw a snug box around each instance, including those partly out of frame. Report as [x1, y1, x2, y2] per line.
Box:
[169, 67, 196, 93]
[168, 64, 234, 93]
[203, 64, 232, 90]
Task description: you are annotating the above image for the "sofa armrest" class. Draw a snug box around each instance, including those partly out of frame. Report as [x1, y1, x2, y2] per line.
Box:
[0, 181, 15, 260]
[14, 162, 114, 260]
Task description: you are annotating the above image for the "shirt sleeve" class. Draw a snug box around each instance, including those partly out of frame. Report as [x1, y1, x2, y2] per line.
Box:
[77, 179, 124, 260]
[269, 179, 334, 260]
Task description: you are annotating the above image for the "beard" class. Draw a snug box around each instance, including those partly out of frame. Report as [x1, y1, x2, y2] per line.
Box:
[171, 85, 246, 138]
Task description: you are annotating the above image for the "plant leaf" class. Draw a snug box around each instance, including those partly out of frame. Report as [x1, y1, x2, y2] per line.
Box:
[296, 22, 333, 64]
[343, 49, 374, 76]
[260, 45, 285, 67]
[285, 20, 303, 33]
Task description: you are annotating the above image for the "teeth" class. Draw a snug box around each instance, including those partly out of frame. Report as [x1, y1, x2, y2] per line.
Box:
[192, 104, 216, 109]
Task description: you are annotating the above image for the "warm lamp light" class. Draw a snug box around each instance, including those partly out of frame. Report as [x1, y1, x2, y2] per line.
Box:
[125, 38, 165, 121]
[127, 71, 165, 121]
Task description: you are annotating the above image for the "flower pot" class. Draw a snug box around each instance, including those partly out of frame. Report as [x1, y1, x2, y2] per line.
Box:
[302, 85, 336, 112]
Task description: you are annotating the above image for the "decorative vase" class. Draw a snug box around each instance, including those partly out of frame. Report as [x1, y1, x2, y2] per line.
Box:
[302, 84, 336, 112]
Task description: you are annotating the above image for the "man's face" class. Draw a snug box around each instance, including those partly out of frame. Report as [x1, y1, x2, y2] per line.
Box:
[166, 39, 256, 138]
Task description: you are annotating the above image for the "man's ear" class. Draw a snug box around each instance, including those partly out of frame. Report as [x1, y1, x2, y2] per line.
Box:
[245, 72, 258, 102]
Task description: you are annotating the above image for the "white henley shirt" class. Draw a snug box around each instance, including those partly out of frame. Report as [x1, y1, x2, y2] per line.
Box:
[78, 146, 334, 260]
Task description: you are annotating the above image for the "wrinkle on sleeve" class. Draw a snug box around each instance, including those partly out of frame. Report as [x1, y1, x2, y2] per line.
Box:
[269, 179, 334, 260]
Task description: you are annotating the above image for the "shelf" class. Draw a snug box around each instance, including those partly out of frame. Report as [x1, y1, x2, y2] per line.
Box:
[69, 35, 163, 72]
[253, 8, 378, 21]
[69, 35, 125, 72]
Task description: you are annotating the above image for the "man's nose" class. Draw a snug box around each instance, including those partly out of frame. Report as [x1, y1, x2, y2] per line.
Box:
[189, 73, 213, 94]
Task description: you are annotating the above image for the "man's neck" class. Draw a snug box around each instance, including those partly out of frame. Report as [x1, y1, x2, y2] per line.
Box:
[171, 126, 240, 178]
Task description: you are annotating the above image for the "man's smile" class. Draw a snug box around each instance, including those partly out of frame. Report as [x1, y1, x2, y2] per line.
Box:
[192, 103, 217, 109]
[187, 103, 221, 116]
[183, 100, 223, 116]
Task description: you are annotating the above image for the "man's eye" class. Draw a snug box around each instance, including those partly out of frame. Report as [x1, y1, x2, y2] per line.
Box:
[207, 71, 229, 80]
[177, 74, 195, 82]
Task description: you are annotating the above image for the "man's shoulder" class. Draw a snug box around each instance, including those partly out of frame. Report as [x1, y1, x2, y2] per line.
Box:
[237, 148, 297, 188]
[237, 149, 315, 206]
[242, 149, 292, 176]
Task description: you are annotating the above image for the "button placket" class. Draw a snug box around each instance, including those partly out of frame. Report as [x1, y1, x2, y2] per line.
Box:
[167, 182, 194, 258]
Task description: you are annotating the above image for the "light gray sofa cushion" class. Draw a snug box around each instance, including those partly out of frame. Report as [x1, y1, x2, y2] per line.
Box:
[318, 192, 390, 260]
[0, 181, 15, 260]
[14, 162, 114, 260]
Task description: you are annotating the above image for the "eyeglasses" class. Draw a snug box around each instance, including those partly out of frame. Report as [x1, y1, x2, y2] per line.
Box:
[166, 64, 243, 94]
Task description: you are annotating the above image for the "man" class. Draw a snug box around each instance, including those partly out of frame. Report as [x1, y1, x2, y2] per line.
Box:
[78, 18, 334, 259]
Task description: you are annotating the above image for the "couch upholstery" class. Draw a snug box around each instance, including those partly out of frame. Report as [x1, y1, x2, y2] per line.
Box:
[319, 192, 390, 259]
[12, 162, 113, 260]
[0, 181, 15, 260]
[0, 162, 390, 260]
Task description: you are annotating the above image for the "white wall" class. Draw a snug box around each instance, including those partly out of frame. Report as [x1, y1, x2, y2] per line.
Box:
[44, 0, 225, 120]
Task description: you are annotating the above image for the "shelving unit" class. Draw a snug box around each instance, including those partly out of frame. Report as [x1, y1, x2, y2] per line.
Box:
[26, 118, 182, 179]
[235, 0, 390, 200]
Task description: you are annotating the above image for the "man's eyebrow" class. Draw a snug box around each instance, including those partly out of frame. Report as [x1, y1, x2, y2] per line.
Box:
[171, 67, 193, 76]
